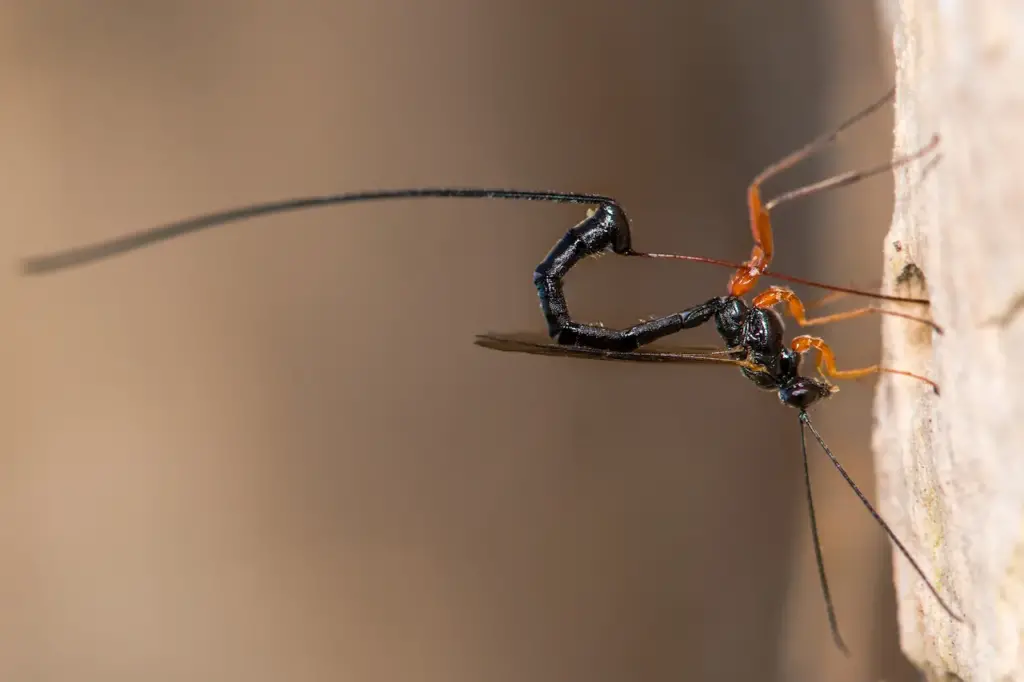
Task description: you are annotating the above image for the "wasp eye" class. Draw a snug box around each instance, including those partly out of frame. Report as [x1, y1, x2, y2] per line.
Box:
[780, 378, 835, 410]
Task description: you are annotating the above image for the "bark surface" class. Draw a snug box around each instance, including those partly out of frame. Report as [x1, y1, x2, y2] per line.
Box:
[875, 1, 1024, 679]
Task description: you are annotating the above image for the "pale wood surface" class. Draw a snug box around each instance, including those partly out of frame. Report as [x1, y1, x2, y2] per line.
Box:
[875, 0, 1024, 679]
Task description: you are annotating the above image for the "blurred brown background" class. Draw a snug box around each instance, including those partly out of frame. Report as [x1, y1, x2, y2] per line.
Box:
[0, 2, 921, 681]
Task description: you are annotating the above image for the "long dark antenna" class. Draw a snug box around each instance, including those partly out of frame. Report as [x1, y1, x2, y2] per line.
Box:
[798, 412, 965, 625]
[799, 416, 850, 655]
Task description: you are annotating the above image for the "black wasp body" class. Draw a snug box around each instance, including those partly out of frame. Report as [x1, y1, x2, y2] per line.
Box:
[533, 202, 834, 411]
[18, 87, 961, 655]
[520, 194, 959, 656]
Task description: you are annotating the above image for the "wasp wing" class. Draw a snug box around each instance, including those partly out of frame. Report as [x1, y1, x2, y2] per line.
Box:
[474, 331, 745, 365]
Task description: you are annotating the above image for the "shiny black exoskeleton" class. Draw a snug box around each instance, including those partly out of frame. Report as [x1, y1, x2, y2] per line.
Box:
[534, 202, 834, 411]
[714, 295, 835, 410]
[18, 181, 963, 658]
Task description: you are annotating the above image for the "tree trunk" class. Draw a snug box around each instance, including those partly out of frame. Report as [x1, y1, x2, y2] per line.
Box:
[874, 0, 1024, 679]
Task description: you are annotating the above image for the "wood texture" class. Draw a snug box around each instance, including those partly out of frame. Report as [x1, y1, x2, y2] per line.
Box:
[875, 0, 1024, 678]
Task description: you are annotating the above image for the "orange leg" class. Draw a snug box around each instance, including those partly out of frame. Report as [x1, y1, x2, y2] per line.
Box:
[726, 89, 944, 302]
[791, 335, 939, 394]
[763, 135, 939, 213]
[752, 286, 941, 333]
[727, 89, 897, 297]
[804, 289, 850, 310]
[727, 186, 772, 297]
[729, 134, 940, 298]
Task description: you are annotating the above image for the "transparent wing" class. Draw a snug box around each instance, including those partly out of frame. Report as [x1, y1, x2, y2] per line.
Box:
[474, 331, 745, 365]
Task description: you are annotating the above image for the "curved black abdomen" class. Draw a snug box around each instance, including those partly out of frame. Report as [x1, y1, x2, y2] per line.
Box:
[533, 202, 730, 351]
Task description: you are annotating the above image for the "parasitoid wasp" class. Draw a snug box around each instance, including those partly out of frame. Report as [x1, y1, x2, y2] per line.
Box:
[20, 86, 963, 655]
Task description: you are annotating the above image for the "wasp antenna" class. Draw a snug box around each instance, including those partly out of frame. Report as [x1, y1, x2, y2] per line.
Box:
[799, 413, 851, 656]
[799, 412, 966, 625]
